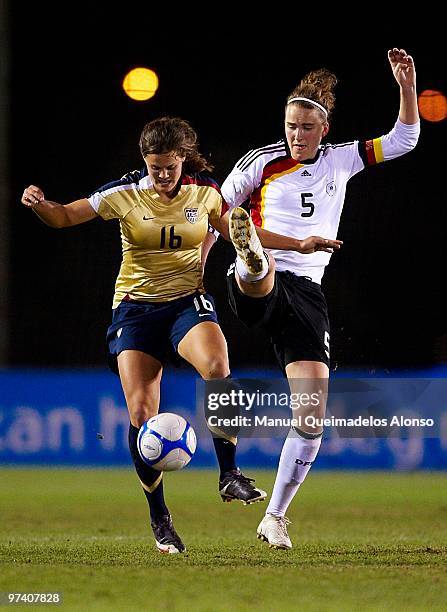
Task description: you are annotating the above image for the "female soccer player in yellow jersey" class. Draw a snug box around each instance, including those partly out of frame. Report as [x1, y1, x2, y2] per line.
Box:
[222, 48, 420, 549]
[21, 116, 341, 554]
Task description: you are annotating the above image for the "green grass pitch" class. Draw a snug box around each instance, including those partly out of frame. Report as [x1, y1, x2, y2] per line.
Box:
[1, 468, 446, 611]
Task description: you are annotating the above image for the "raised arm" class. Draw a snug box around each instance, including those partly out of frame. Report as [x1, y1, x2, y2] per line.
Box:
[388, 48, 419, 125]
[21, 185, 98, 228]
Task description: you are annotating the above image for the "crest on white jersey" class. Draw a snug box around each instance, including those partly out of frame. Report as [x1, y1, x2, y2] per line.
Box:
[326, 181, 336, 196]
[184, 208, 199, 224]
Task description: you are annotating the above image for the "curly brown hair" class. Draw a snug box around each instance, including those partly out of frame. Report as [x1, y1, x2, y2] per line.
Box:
[287, 69, 337, 120]
[139, 116, 213, 173]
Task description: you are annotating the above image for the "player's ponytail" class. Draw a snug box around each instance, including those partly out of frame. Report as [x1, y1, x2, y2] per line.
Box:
[287, 69, 337, 120]
[139, 116, 214, 174]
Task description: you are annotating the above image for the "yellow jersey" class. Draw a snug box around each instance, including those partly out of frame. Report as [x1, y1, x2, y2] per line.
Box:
[88, 169, 227, 307]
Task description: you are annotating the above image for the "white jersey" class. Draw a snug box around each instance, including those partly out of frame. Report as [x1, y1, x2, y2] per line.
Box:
[222, 119, 420, 284]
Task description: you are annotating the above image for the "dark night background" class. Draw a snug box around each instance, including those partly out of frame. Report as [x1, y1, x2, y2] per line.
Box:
[8, 11, 446, 372]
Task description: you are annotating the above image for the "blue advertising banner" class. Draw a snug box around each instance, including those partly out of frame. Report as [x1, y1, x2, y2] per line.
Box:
[1, 369, 447, 469]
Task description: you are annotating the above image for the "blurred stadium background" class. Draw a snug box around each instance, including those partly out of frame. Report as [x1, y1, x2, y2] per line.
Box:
[2, 9, 446, 463]
[1, 6, 446, 610]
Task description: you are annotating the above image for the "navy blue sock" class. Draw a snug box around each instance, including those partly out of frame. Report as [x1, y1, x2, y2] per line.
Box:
[213, 437, 237, 480]
[209, 375, 239, 479]
[128, 423, 169, 523]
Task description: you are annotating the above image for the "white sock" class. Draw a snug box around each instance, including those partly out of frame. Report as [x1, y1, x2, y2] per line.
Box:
[266, 430, 322, 517]
[235, 252, 269, 283]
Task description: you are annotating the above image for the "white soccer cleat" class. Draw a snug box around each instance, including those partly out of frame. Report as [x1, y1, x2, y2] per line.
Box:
[256, 513, 292, 550]
[229, 207, 266, 275]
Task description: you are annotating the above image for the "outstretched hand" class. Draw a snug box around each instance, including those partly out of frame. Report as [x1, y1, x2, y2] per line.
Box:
[388, 48, 416, 89]
[297, 237, 343, 254]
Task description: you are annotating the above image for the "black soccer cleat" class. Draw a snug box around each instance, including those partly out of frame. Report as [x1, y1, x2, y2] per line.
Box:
[219, 469, 267, 505]
[151, 514, 186, 554]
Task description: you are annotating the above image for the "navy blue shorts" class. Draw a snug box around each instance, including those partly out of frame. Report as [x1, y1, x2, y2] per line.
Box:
[106, 291, 219, 374]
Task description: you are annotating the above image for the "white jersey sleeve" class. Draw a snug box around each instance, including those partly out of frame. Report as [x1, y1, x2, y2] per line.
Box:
[376, 118, 420, 160]
[221, 141, 288, 208]
[351, 118, 420, 177]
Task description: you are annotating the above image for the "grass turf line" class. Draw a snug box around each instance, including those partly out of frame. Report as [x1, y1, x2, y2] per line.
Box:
[0, 468, 446, 611]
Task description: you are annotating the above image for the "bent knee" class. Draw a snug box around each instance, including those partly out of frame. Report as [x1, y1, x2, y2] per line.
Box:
[127, 399, 158, 427]
[201, 357, 230, 380]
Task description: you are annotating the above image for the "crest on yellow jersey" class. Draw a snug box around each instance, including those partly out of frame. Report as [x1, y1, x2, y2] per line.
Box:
[185, 208, 199, 224]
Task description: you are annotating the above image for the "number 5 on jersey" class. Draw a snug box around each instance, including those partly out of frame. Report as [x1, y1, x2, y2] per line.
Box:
[324, 331, 330, 360]
[301, 193, 314, 218]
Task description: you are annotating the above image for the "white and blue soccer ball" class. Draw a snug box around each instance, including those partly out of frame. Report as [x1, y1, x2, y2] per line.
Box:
[137, 412, 196, 471]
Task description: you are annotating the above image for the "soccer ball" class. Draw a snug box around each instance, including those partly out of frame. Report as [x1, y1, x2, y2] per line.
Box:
[137, 413, 196, 471]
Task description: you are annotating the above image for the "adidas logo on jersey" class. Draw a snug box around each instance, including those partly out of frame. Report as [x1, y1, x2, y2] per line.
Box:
[301, 170, 312, 176]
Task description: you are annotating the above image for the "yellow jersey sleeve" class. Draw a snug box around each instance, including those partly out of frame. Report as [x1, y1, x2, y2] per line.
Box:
[88, 186, 139, 220]
[196, 177, 228, 227]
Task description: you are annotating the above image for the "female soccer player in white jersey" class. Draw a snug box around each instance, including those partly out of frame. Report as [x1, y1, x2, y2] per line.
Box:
[221, 48, 420, 549]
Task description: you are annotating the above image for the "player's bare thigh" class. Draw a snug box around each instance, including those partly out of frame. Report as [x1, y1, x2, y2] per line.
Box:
[178, 321, 230, 380]
[118, 350, 163, 428]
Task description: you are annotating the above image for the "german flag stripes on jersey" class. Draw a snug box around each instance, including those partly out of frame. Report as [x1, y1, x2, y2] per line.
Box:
[222, 119, 419, 284]
[88, 168, 228, 306]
